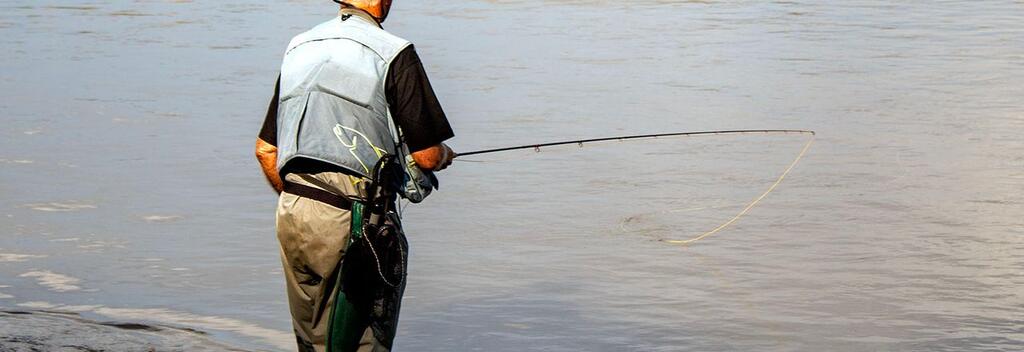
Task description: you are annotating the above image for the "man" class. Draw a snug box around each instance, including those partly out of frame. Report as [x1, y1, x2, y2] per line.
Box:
[255, 1, 456, 351]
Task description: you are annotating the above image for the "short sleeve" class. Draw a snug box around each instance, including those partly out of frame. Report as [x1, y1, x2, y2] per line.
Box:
[258, 76, 280, 146]
[385, 46, 455, 152]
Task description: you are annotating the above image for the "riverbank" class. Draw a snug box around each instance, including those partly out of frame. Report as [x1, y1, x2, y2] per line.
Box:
[0, 310, 250, 352]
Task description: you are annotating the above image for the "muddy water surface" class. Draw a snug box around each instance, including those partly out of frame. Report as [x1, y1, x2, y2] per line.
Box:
[1, 1, 1022, 351]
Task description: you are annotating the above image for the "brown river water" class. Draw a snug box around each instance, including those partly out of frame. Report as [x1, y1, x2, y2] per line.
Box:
[1, 1, 1022, 351]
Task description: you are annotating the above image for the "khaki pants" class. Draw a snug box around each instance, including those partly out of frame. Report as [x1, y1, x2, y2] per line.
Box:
[277, 172, 390, 352]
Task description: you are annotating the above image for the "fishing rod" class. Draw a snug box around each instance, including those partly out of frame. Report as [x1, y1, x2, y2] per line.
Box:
[456, 129, 815, 158]
[452, 128, 817, 246]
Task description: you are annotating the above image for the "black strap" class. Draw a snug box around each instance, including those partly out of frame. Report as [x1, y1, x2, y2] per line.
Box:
[283, 182, 353, 210]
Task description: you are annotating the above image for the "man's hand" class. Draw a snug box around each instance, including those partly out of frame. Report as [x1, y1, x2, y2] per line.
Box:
[411, 143, 455, 172]
[256, 138, 284, 194]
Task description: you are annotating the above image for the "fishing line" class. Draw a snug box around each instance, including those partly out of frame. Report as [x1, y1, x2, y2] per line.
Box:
[454, 129, 816, 245]
[664, 133, 815, 245]
[619, 203, 747, 233]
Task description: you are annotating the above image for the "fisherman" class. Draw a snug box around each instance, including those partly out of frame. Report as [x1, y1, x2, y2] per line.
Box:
[255, 0, 456, 350]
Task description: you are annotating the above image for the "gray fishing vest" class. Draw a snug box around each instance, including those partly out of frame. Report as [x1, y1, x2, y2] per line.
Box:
[277, 14, 436, 202]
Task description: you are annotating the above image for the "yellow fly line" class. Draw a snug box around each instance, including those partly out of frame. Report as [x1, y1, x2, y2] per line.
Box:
[664, 133, 816, 245]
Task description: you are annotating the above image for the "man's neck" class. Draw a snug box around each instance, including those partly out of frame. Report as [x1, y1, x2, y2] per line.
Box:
[339, 6, 381, 28]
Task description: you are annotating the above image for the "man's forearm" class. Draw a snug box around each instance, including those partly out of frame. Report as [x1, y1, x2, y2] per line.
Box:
[256, 138, 283, 193]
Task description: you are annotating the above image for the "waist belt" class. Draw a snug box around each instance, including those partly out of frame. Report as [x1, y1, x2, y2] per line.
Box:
[283, 182, 352, 210]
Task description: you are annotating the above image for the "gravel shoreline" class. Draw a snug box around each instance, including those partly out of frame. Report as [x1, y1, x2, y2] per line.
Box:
[0, 310, 251, 352]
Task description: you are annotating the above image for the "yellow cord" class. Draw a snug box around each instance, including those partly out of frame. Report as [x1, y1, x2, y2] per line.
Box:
[664, 134, 816, 245]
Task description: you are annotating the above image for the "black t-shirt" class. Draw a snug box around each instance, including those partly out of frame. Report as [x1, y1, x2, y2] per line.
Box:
[259, 45, 454, 155]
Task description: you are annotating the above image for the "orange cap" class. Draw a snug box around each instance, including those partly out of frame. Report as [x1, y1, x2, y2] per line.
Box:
[337, 0, 393, 22]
